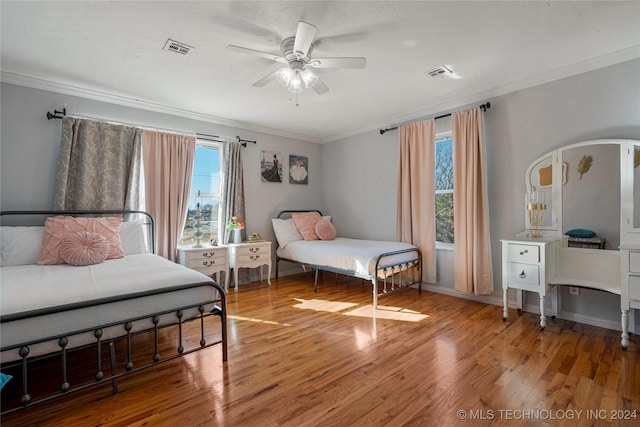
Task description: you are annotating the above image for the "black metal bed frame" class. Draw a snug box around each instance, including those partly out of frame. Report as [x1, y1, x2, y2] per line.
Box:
[0, 210, 227, 415]
[274, 210, 422, 307]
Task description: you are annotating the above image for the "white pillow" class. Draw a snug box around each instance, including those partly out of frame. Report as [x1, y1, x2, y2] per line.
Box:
[271, 218, 303, 249]
[119, 219, 150, 255]
[0, 226, 45, 266]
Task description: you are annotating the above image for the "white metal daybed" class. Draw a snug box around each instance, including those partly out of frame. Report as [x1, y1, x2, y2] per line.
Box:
[273, 210, 422, 307]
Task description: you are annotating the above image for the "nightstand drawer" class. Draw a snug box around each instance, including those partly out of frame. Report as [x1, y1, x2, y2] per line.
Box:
[236, 253, 268, 264]
[507, 262, 539, 288]
[630, 252, 640, 274]
[185, 256, 226, 269]
[506, 244, 540, 263]
[234, 245, 269, 257]
[183, 249, 227, 262]
[195, 265, 225, 276]
[177, 247, 228, 268]
[630, 275, 640, 300]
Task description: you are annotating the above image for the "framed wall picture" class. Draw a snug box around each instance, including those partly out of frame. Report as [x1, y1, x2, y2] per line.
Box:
[289, 155, 309, 184]
[261, 151, 283, 183]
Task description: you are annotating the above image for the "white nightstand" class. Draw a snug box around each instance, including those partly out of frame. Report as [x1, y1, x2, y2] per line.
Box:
[228, 241, 272, 292]
[501, 237, 558, 330]
[177, 245, 229, 292]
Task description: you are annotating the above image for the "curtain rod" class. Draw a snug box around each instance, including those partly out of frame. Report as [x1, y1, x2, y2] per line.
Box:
[46, 108, 257, 147]
[196, 134, 257, 148]
[379, 102, 491, 135]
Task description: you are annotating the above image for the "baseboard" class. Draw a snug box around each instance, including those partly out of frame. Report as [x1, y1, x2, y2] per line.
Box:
[521, 303, 622, 332]
[420, 283, 514, 308]
[422, 283, 623, 332]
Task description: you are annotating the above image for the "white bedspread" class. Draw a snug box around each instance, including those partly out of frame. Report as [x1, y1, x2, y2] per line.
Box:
[1, 253, 212, 316]
[276, 237, 419, 280]
[1, 254, 218, 361]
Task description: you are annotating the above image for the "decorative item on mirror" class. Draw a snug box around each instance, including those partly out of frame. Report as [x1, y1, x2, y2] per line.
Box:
[526, 189, 547, 238]
[192, 190, 205, 248]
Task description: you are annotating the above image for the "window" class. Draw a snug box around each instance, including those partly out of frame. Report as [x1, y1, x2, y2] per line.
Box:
[435, 134, 454, 243]
[180, 142, 222, 245]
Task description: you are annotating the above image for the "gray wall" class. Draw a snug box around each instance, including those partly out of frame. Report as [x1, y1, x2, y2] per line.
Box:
[324, 58, 640, 331]
[0, 82, 323, 275]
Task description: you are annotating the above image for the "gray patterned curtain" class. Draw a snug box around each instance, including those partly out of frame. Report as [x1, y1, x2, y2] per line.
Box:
[53, 117, 142, 210]
[220, 141, 249, 285]
[220, 141, 245, 244]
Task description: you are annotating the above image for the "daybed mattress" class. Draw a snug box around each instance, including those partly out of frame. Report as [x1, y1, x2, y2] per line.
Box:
[277, 237, 419, 280]
[1, 254, 218, 361]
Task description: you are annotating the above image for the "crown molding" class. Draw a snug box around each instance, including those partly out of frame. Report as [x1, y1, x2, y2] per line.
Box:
[3, 43, 639, 145]
[0, 70, 321, 144]
[321, 44, 640, 143]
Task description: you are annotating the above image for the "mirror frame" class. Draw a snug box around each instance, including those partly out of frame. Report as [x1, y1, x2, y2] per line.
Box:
[524, 139, 640, 247]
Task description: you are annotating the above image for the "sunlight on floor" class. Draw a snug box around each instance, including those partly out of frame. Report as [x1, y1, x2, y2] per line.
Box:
[292, 298, 359, 312]
[227, 315, 291, 327]
[344, 304, 429, 322]
[292, 298, 429, 322]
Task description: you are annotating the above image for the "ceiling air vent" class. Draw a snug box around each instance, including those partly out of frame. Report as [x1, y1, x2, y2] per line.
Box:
[426, 66, 454, 78]
[163, 39, 193, 55]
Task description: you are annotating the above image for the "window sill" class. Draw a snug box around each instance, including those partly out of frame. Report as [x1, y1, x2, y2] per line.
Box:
[436, 242, 454, 252]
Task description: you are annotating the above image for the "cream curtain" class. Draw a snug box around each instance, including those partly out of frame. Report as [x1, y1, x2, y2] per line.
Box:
[141, 130, 196, 261]
[53, 117, 142, 210]
[397, 119, 437, 283]
[452, 107, 493, 295]
[219, 141, 246, 245]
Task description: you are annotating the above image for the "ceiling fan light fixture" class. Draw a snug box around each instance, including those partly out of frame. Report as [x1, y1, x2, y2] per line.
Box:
[301, 68, 318, 88]
[276, 67, 294, 86]
[288, 70, 303, 93]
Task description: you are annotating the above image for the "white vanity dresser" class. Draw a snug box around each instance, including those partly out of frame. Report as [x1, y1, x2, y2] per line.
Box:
[502, 139, 640, 349]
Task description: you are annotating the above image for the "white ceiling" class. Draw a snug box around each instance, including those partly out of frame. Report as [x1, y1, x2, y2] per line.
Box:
[1, 1, 639, 143]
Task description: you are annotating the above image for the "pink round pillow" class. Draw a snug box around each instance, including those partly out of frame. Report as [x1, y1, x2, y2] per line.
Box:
[315, 218, 336, 240]
[60, 231, 111, 266]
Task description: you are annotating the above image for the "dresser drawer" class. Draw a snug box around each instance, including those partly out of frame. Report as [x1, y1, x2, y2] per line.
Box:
[630, 251, 640, 274]
[506, 244, 540, 263]
[630, 275, 640, 300]
[507, 262, 540, 289]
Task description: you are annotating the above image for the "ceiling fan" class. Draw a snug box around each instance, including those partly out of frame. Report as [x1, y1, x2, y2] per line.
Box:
[226, 21, 366, 95]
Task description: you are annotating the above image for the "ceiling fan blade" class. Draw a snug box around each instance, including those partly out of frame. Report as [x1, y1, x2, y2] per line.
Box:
[226, 45, 287, 64]
[293, 21, 317, 59]
[312, 78, 329, 95]
[308, 57, 366, 69]
[252, 70, 278, 87]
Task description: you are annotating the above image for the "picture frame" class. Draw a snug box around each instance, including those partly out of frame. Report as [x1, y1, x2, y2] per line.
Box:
[261, 151, 283, 183]
[289, 155, 309, 184]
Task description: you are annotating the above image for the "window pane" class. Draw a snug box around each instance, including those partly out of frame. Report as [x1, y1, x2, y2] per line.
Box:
[435, 137, 454, 243]
[435, 193, 454, 243]
[435, 138, 453, 191]
[181, 145, 221, 245]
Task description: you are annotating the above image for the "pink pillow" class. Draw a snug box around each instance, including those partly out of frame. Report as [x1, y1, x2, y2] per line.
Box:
[315, 219, 336, 240]
[291, 212, 321, 241]
[38, 216, 124, 265]
[60, 231, 111, 266]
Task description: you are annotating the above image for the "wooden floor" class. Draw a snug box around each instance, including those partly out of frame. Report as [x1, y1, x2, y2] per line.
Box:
[2, 273, 639, 426]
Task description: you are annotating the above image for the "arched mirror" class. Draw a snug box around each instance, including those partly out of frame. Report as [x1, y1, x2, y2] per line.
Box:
[525, 154, 555, 232]
[634, 142, 640, 228]
[525, 139, 640, 247]
[561, 142, 620, 250]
